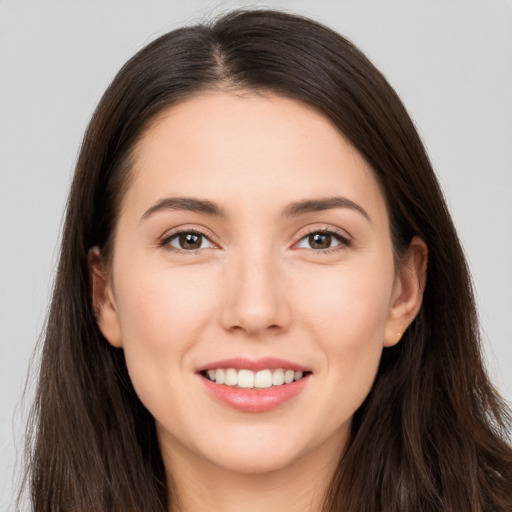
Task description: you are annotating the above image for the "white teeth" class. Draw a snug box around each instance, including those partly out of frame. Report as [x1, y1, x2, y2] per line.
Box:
[224, 368, 238, 386]
[272, 368, 285, 385]
[284, 369, 295, 384]
[216, 368, 225, 385]
[254, 369, 272, 388]
[238, 369, 255, 388]
[206, 367, 306, 388]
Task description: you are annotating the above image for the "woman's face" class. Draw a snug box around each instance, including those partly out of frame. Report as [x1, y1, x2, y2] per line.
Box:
[93, 91, 424, 477]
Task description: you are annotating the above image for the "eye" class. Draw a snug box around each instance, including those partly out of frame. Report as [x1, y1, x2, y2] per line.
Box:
[162, 230, 215, 251]
[296, 230, 350, 251]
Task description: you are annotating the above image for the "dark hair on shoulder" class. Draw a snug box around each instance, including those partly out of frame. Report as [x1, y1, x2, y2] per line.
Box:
[21, 8, 512, 512]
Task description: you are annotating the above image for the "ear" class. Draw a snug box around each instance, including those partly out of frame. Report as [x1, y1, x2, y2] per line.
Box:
[88, 247, 123, 348]
[384, 236, 428, 347]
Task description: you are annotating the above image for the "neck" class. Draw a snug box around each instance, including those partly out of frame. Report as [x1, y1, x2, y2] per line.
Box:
[161, 434, 343, 512]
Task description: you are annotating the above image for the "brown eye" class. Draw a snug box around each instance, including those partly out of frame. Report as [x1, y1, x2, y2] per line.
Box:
[165, 231, 214, 251]
[308, 233, 333, 249]
[179, 233, 202, 250]
[296, 230, 349, 251]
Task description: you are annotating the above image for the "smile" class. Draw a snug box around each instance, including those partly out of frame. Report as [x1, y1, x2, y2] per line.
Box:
[203, 368, 306, 389]
[197, 358, 312, 413]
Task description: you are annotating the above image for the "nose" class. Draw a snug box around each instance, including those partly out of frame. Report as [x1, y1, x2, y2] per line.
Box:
[219, 247, 291, 336]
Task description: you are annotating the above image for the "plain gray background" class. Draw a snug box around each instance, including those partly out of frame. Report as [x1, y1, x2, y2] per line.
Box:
[1, 1, 511, 509]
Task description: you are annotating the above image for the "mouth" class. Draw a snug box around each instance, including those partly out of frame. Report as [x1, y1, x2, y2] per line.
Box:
[200, 367, 310, 389]
[197, 358, 312, 412]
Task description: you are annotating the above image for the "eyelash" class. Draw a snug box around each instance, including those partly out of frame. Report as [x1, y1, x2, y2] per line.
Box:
[158, 227, 351, 255]
[297, 227, 352, 254]
[159, 228, 215, 254]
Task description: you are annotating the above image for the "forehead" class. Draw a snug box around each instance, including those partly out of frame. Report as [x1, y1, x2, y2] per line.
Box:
[121, 91, 387, 223]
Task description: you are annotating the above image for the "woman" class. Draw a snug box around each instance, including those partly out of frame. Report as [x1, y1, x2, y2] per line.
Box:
[22, 9, 512, 512]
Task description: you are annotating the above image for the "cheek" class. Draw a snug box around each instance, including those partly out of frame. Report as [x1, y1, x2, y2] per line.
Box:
[296, 263, 393, 396]
[116, 261, 218, 339]
[297, 262, 394, 342]
[112, 264, 219, 403]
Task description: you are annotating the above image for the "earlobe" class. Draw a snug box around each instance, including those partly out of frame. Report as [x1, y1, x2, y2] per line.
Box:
[384, 236, 428, 347]
[88, 247, 123, 348]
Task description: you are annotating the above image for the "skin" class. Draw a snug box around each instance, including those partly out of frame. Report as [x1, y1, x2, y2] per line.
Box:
[91, 91, 427, 512]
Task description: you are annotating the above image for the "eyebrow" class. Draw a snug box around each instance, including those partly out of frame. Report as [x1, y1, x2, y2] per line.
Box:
[140, 195, 370, 223]
[141, 197, 226, 221]
[283, 196, 371, 222]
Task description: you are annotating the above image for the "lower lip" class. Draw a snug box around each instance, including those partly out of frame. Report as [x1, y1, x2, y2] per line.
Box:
[200, 374, 310, 413]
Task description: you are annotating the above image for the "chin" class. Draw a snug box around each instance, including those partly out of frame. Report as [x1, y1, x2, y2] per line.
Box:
[190, 422, 346, 477]
[207, 443, 303, 476]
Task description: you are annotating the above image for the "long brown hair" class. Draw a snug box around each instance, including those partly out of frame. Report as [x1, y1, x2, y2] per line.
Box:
[22, 9, 512, 511]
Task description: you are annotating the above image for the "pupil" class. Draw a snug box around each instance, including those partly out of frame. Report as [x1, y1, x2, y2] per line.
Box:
[309, 233, 331, 249]
[179, 233, 202, 249]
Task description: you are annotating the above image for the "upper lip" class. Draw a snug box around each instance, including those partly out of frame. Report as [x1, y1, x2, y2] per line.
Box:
[196, 357, 311, 373]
